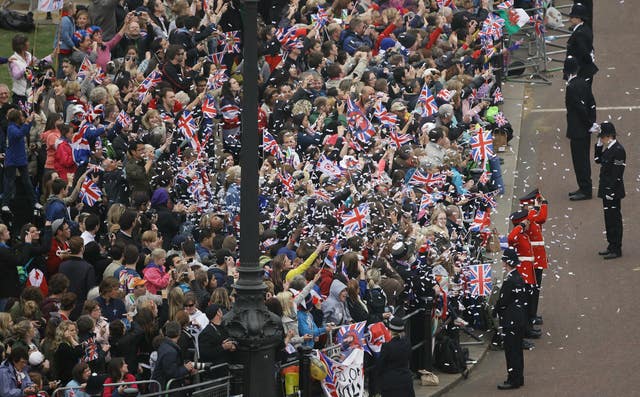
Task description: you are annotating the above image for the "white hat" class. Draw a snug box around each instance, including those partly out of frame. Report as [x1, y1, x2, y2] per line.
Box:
[29, 351, 45, 366]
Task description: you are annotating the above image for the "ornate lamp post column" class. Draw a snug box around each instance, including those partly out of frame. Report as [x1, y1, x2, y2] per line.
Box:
[222, 0, 284, 395]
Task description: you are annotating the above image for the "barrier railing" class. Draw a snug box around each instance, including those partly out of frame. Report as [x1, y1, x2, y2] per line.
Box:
[138, 375, 232, 397]
[165, 363, 229, 393]
[52, 379, 161, 397]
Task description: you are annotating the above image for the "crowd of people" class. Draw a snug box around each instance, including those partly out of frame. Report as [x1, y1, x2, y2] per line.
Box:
[0, 0, 559, 395]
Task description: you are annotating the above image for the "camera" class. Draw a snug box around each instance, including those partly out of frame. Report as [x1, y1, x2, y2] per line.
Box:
[134, 11, 141, 16]
[193, 362, 214, 370]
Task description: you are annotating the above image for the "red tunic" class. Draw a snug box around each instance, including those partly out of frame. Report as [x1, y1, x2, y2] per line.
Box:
[527, 202, 548, 269]
[508, 224, 537, 285]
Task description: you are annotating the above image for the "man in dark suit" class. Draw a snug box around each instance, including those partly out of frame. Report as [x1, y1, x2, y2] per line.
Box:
[198, 304, 236, 366]
[594, 122, 626, 259]
[563, 3, 598, 85]
[565, 56, 597, 201]
[494, 248, 527, 390]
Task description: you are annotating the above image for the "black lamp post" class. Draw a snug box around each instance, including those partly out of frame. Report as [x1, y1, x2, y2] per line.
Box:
[222, 0, 284, 395]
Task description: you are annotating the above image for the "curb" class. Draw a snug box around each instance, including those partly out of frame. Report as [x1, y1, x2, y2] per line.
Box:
[417, 82, 526, 397]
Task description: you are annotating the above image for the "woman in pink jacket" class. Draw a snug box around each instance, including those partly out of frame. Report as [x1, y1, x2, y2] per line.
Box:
[143, 248, 171, 294]
[91, 14, 132, 71]
[41, 114, 64, 173]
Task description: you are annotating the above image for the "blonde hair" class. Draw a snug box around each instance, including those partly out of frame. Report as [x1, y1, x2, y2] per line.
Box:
[106, 203, 127, 230]
[151, 248, 166, 261]
[168, 287, 185, 322]
[142, 230, 159, 244]
[64, 81, 81, 96]
[12, 320, 34, 340]
[0, 313, 12, 337]
[52, 320, 76, 351]
[142, 109, 160, 130]
[366, 268, 381, 289]
[276, 291, 294, 318]
[209, 288, 231, 311]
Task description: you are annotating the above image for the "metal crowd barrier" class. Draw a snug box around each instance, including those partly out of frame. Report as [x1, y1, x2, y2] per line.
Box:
[163, 363, 230, 397]
[137, 375, 233, 397]
[52, 379, 161, 397]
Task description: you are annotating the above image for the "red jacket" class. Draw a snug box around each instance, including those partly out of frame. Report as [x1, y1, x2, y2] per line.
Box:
[47, 238, 69, 276]
[527, 202, 548, 269]
[53, 139, 76, 182]
[508, 224, 536, 285]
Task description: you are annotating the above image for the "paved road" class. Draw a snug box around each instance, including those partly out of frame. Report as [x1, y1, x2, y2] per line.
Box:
[445, 2, 640, 396]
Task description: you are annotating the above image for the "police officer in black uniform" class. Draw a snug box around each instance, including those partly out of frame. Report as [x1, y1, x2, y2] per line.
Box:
[565, 55, 596, 201]
[563, 3, 598, 86]
[494, 248, 527, 390]
[594, 122, 626, 259]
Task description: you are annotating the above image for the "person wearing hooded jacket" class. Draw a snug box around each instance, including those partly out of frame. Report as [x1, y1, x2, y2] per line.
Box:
[321, 279, 352, 327]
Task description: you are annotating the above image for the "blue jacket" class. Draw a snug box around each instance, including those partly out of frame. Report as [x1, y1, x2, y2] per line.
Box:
[54, 15, 76, 51]
[297, 310, 326, 348]
[45, 196, 71, 222]
[0, 361, 34, 397]
[340, 30, 373, 55]
[4, 122, 31, 167]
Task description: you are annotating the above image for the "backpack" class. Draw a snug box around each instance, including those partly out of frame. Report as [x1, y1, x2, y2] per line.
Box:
[433, 333, 468, 374]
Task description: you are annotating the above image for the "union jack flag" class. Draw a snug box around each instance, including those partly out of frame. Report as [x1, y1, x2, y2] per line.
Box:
[373, 101, 398, 127]
[347, 97, 375, 143]
[278, 171, 294, 195]
[317, 351, 338, 397]
[470, 209, 491, 232]
[496, 0, 513, 9]
[178, 111, 201, 152]
[482, 14, 505, 42]
[436, 0, 455, 9]
[418, 83, 439, 117]
[262, 131, 282, 158]
[418, 192, 443, 219]
[275, 26, 298, 48]
[367, 322, 392, 354]
[77, 57, 93, 81]
[207, 51, 225, 65]
[493, 87, 504, 104]
[175, 160, 198, 183]
[470, 127, 495, 162]
[313, 188, 331, 201]
[206, 67, 228, 91]
[389, 129, 412, 148]
[137, 70, 162, 100]
[478, 170, 491, 185]
[79, 177, 102, 206]
[71, 124, 91, 165]
[116, 111, 132, 128]
[478, 190, 497, 210]
[38, 0, 63, 12]
[201, 96, 218, 119]
[437, 88, 456, 102]
[316, 155, 342, 178]
[342, 204, 369, 235]
[324, 238, 341, 270]
[467, 263, 493, 297]
[311, 5, 330, 28]
[531, 13, 545, 37]
[224, 31, 241, 53]
[494, 112, 508, 127]
[409, 170, 446, 189]
[336, 321, 369, 353]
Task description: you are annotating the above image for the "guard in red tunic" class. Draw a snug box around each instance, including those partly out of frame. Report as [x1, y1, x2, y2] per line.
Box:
[520, 189, 548, 326]
[508, 210, 541, 339]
